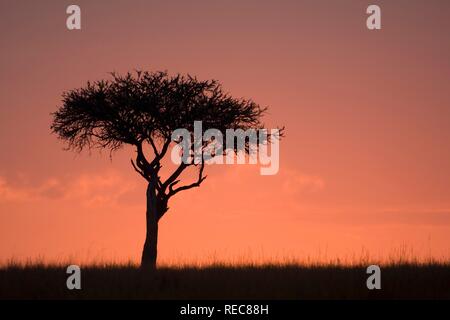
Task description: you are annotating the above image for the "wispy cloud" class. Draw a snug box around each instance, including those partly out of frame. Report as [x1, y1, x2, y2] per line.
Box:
[281, 169, 325, 194]
[0, 170, 140, 207]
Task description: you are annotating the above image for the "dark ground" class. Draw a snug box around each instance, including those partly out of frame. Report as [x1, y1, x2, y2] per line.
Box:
[0, 264, 449, 299]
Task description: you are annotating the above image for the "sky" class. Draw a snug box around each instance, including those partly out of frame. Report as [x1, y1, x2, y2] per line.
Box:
[1, 0, 450, 265]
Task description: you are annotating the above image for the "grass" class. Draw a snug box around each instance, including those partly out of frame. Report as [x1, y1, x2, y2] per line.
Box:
[1, 261, 449, 299]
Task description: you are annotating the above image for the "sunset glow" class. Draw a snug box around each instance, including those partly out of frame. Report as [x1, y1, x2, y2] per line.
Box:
[1, 0, 450, 266]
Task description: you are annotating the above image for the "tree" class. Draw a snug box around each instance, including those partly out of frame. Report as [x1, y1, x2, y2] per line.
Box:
[51, 71, 281, 268]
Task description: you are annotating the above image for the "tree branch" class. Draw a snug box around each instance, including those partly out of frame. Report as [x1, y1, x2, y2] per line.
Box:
[130, 159, 150, 182]
[148, 137, 171, 169]
[168, 158, 206, 198]
[136, 141, 152, 170]
[161, 162, 188, 192]
[148, 137, 160, 157]
[134, 142, 163, 193]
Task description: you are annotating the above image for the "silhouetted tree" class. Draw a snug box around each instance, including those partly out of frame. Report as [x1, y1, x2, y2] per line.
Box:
[51, 71, 280, 268]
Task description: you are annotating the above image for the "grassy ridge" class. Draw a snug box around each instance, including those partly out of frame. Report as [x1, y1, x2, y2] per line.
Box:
[1, 263, 449, 299]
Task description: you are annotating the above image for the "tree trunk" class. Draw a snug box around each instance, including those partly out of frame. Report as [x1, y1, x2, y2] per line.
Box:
[141, 183, 159, 269]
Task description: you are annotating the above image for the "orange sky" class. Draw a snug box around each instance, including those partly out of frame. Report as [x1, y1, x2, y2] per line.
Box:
[1, 0, 450, 265]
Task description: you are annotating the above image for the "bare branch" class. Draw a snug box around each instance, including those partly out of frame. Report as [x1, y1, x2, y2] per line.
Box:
[149, 138, 171, 168]
[161, 162, 188, 192]
[148, 137, 160, 157]
[168, 156, 207, 198]
[131, 159, 150, 182]
[168, 180, 180, 193]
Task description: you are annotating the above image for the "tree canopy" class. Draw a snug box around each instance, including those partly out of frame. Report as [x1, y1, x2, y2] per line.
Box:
[52, 71, 267, 152]
[51, 71, 275, 213]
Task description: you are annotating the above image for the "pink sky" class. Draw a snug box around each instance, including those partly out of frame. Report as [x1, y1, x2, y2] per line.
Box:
[1, 0, 450, 265]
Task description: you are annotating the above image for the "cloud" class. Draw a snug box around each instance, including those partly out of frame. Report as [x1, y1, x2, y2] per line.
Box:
[0, 170, 140, 207]
[0, 176, 28, 201]
[281, 169, 325, 194]
[68, 171, 140, 207]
